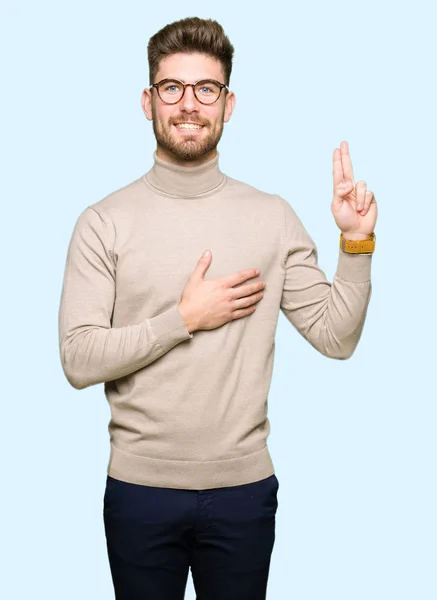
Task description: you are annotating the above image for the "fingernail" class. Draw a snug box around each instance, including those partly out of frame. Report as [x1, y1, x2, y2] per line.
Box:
[203, 250, 210, 257]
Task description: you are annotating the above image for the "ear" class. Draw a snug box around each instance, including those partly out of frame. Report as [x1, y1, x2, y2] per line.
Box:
[141, 88, 153, 121]
[223, 91, 236, 123]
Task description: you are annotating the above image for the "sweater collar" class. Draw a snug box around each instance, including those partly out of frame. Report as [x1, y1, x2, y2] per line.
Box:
[144, 150, 225, 197]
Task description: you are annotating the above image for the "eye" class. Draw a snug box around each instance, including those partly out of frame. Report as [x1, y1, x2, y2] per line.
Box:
[196, 82, 220, 95]
[160, 80, 183, 93]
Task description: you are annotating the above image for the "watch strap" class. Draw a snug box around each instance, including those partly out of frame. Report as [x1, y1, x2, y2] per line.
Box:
[340, 232, 376, 254]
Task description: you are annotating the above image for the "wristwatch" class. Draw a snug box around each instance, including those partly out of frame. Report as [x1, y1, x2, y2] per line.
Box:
[340, 232, 376, 254]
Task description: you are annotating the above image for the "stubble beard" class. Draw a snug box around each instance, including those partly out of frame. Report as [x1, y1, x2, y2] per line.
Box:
[151, 102, 225, 162]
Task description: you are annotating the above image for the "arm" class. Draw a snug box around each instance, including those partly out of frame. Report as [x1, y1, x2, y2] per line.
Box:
[279, 196, 372, 359]
[58, 207, 192, 390]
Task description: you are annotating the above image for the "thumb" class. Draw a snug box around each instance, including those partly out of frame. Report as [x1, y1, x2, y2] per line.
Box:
[193, 249, 212, 279]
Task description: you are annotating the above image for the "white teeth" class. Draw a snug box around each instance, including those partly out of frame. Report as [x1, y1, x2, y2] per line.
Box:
[175, 123, 202, 129]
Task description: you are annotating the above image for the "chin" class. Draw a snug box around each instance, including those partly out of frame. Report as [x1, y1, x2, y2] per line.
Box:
[173, 146, 211, 161]
[169, 139, 215, 160]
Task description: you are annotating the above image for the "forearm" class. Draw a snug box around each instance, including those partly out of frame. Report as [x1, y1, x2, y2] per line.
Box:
[59, 304, 192, 390]
[300, 271, 371, 359]
[281, 250, 372, 359]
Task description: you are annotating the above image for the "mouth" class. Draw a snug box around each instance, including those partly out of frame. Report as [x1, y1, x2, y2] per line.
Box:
[173, 122, 205, 133]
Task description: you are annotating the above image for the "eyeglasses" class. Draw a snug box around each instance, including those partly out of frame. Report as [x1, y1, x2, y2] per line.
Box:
[150, 78, 228, 105]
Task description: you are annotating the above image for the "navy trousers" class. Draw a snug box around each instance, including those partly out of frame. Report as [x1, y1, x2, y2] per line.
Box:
[103, 473, 279, 599]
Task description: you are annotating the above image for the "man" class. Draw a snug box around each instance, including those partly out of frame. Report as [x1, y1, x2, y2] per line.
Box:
[58, 16, 377, 600]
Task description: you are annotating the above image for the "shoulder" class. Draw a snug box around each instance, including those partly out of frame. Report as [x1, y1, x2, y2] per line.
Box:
[224, 174, 284, 208]
[224, 175, 304, 224]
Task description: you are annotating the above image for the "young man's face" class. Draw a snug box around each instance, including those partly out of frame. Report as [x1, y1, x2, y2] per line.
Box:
[142, 52, 236, 165]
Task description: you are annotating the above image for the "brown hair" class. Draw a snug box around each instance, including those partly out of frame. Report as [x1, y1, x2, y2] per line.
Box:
[147, 17, 234, 86]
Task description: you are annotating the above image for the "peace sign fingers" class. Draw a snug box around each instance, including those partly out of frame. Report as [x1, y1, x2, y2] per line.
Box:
[331, 141, 378, 235]
[333, 141, 355, 194]
[340, 140, 354, 184]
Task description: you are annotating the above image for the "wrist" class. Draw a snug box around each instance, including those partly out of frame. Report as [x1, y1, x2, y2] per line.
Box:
[178, 302, 198, 334]
[341, 231, 373, 241]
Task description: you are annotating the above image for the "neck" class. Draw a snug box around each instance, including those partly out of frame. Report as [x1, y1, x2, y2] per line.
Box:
[144, 149, 225, 197]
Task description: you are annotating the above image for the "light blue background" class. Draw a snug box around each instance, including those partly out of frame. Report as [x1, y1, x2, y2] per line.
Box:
[2, 0, 436, 598]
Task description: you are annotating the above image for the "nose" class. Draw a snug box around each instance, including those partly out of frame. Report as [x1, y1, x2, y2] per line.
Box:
[179, 85, 198, 112]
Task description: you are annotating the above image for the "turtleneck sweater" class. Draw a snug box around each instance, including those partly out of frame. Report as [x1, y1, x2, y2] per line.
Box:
[58, 150, 372, 490]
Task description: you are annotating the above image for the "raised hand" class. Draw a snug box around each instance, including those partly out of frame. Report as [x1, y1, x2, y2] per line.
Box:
[331, 141, 378, 239]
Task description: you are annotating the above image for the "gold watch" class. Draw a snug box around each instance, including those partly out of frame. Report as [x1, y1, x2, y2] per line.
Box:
[340, 232, 376, 254]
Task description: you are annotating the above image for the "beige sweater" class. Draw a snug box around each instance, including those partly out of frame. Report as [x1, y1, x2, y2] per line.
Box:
[58, 151, 372, 490]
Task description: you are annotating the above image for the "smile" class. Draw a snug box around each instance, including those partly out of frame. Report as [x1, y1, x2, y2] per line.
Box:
[174, 123, 204, 130]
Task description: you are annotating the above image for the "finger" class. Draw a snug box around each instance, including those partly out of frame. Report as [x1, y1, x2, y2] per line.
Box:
[356, 181, 367, 211]
[221, 268, 260, 288]
[360, 190, 374, 215]
[340, 141, 355, 185]
[232, 289, 264, 310]
[334, 151, 354, 199]
[232, 279, 265, 300]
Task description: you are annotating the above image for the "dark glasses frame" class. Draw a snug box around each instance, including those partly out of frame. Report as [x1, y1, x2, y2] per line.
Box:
[150, 78, 228, 105]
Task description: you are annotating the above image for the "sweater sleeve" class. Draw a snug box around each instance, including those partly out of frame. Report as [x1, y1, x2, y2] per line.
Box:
[279, 196, 372, 359]
[58, 207, 193, 390]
